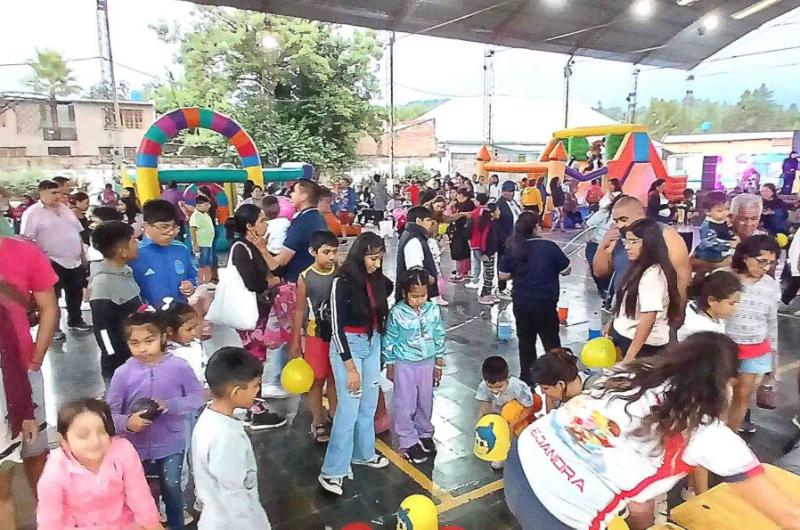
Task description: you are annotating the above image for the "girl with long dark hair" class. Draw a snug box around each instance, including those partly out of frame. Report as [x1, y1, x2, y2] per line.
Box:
[507, 332, 800, 530]
[549, 177, 566, 231]
[448, 188, 475, 281]
[646, 179, 670, 222]
[611, 217, 681, 362]
[120, 187, 141, 224]
[726, 235, 780, 434]
[498, 211, 571, 384]
[319, 232, 392, 496]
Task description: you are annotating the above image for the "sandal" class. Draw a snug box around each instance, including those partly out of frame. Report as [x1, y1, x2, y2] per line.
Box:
[313, 423, 331, 443]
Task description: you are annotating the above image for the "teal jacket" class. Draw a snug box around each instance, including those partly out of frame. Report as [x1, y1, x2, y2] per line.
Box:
[382, 301, 446, 364]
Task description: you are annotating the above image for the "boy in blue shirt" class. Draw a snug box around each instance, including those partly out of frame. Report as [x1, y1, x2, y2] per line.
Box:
[130, 199, 196, 306]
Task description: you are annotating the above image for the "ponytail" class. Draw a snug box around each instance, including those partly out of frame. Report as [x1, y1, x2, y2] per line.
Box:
[686, 269, 741, 311]
[530, 348, 579, 386]
[509, 211, 539, 265]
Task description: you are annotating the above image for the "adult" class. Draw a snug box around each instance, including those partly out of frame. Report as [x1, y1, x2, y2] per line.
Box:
[472, 174, 486, 195]
[370, 174, 389, 222]
[98, 183, 119, 206]
[224, 204, 287, 429]
[610, 218, 681, 362]
[598, 177, 623, 210]
[584, 194, 618, 299]
[448, 188, 475, 281]
[0, 236, 58, 517]
[242, 185, 265, 209]
[726, 235, 780, 435]
[320, 187, 361, 237]
[691, 193, 763, 273]
[646, 179, 671, 223]
[593, 195, 690, 310]
[498, 211, 570, 384]
[496, 181, 520, 298]
[549, 176, 566, 232]
[120, 186, 141, 225]
[781, 150, 798, 195]
[419, 179, 439, 206]
[407, 180, 421, 206]
[487, 174, 500, 200]
[759, 183, 790, 236]
[21, 180, 90, 334]
[505, 332, 800, 530]
[160, 181, 187, 240]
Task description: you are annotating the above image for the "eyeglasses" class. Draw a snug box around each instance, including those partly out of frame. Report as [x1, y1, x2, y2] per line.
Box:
[752, 257, 776, 269]
[150, 222, 177, 232]
[622, 238, 642, 247]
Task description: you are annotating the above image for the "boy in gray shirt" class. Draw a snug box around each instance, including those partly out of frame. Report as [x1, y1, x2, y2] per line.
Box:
[192, 347, 270, 529]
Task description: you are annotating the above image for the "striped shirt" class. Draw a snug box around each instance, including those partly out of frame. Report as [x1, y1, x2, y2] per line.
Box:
[725, 274, 779, 352]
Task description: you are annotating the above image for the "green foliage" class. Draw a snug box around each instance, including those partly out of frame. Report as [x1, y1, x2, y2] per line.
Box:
[147, 8, 385, 172]
[394, 99, 446, 122]
[25, 49, 81, 98]
[87, 80, 131, 100]
[0, 167, 48, 195]
[597, 84, 800, 139]
[404, 164, 430, 181]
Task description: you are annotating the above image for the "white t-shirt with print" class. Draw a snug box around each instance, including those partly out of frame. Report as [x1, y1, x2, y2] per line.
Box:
[475, 376, 533, 413]
[676, 303, 725, 342]
[517, 384, 761, 529]
[612, 265, 670, 346]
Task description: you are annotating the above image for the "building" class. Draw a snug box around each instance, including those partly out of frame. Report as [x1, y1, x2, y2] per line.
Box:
[0, 94, 155, 159]
[355, 96, 616, 181]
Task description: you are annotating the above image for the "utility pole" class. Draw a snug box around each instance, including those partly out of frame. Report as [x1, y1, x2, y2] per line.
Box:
[97, 0, 122, 181]
[626, 67, 641, 123]
[563, 55, 574, 128]
[388, 31, 396, 180]
[482, 46, 495, 149]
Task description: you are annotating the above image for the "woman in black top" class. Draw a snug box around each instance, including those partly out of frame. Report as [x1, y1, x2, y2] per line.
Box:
[120, 187, 141, 225]
[319, 232, 392, 496]
[448, 188, 476, 281]
[549, 177, 566, 231]
[760, 183, 790, 235]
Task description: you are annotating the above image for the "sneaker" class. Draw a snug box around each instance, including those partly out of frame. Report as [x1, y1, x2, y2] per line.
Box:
[465, 282, 480, 289]
[353, 455, 389, 469]
[318, 474, 343, 495]
[261, 383, 290, 399]
[792, 415, 800, 431]
[419, 437, 437, 454]
[497, 290, 512, 301]
[478, 295, 496, 305]
[245, 400, 287, 430]
[52, 330, 66, 341]
[490, 460, 505, 470]
[80, 301, 90, 311]
[738, 420, 757, 435]
[183, 509, 194, 525]
[193, 498, 204, 512]
[68, 320, 92, 332]
[402, 444, 429, 464]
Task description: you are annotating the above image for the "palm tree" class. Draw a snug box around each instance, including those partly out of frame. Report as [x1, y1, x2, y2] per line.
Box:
[25, 49, 81, 136]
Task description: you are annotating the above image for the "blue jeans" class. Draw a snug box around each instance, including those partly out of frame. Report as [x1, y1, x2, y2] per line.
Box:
[143, 452, 185, 530]
[320, 332, 381, 478]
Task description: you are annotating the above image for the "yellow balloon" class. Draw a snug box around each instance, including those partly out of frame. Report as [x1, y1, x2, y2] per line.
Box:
[581, 337, 617, 369]
[280, 358, 314, 394]
[397, 494, 438, 530]
[607, 516, 630, 530]
[776, 233, 789, 248]
[474, 413, 511, 462]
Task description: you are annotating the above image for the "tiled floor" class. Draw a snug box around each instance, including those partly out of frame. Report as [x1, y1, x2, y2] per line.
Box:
[13, 230, 800, 529]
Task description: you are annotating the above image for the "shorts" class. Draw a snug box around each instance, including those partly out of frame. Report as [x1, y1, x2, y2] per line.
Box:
[21, 370, 48, 458]
[305, 336, 332, 380]
[611, 329, 667, 358]
[337, 211, 354, 225]
[198, 246, 216, 268]
[738, 352, 773, 375]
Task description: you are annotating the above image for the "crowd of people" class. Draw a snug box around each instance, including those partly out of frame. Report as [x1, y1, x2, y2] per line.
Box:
[0, 167, 799, 530]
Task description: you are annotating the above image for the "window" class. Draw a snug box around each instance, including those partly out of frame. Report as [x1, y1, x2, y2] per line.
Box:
[48, 146, 71, 156]
[0, 111, 6, 128]
[675, 157, 685, 172]
[100, 146, 139, 161]
[517, 154, 527, 162]
[103, 107, 116, 129]
[121, 109, 143, 129]
[0, 147, 25, 157]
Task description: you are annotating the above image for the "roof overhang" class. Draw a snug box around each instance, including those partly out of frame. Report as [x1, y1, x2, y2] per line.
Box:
[185, 0, 800, 69]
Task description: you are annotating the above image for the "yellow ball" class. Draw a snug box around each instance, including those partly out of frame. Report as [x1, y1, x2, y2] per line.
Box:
[397, 494, 438, 530]
[776, 233, 789, 248]
[280, 358, 314, 394]
[607, 516, 630, 530]
[581, 337, 617, 369]
[474, 413, 511, 462]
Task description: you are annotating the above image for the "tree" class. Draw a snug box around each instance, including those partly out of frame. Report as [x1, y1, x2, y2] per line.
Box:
[87, 80, 131, 100]
[148, 8, 385, 172]
[25, 48, 81, 137]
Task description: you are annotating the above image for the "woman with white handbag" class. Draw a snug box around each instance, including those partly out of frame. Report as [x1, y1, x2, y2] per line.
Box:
[213, 204, 287, 430]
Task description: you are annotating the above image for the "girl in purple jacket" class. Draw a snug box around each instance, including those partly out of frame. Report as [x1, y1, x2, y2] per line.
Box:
[107, 309, 206, 530]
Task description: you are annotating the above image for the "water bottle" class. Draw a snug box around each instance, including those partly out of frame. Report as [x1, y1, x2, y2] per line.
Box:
[557, 289, 569, 325]
[588, 311, 602, 340]
[497, 308, 512, 342]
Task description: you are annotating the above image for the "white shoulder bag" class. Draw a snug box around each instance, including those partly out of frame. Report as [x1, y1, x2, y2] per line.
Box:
[206, 241, 259, 330]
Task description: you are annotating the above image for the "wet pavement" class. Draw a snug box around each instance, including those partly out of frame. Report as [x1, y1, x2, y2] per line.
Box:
[13, 228, 800, 529]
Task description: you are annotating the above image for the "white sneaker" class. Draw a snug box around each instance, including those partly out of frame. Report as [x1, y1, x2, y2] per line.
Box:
[261, 383, 290, 399]
[318, 474, 344, 495]
[497, 290, 512, 301]
[80, 301, 90, 311]
[465, 282, 480, 289]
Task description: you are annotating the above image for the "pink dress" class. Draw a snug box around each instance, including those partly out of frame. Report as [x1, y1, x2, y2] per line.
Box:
[37, 437, 160, 530]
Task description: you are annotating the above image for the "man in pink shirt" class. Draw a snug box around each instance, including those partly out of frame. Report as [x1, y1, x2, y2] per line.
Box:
[21, 180, 90, 334]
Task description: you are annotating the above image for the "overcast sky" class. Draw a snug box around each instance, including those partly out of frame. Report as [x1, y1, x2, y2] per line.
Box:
[2, 0, 800, 111]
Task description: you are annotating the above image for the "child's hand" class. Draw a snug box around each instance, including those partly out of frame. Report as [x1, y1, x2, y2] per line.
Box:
[179, 280, 195, 296]
[386, 364, 395, 382]
[289, 340, 302, 359]
[346, 367, 361, 394]
[433, 366, 443, 386]
[192, 244, 200, 254]
[126, 411, 152, 433]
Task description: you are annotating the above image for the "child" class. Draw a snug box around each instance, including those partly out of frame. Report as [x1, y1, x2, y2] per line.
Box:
[69, 191, 92, 246]
[89, 221, 142, 379]
[695, 191, 738, 262]
[191, 347, 270, 528]
[475, 356, 534, 470]
[384, 269, 445, 464]
[107, 310, 206, 529]
[290, 230, 340, 443]
[263, 195, 291, 254]
[161, 300, 207, 385]
[318, 233, 392, 496]
[476, 203, 500, 306]
[530, 348, 596, 411]
[37, 398, 161, 530]
[467, 193, 490, 289]
[130, 199, 197, 307]
[677, 269, 741, 341]
[396, 206, 439, 303]
[189, 195, 215, 284]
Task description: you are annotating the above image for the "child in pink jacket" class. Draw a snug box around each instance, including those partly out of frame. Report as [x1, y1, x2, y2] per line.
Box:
[37, 398, 162, 530]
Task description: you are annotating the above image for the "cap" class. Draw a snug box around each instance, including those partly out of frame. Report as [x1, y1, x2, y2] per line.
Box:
[501, 181, 516, 192]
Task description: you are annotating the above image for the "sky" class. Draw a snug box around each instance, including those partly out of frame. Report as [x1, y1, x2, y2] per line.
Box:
[2, 0, 800, 112]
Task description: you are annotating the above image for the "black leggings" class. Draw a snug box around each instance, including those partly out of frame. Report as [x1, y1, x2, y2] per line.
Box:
[512, 298, 561, 384]
[52, 261, 86, 326]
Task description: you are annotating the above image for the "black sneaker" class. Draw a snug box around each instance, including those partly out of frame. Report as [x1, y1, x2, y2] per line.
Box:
[245, 400, 286, 430]
[68, 321, 92, 332]
[419, 437, 437, 454]
[318, 475, 343, 495]
[402, 444, 428, 464]
[52, 330, 66, 341]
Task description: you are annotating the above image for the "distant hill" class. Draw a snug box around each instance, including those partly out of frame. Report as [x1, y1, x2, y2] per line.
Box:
[395, 99, 447, 122]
